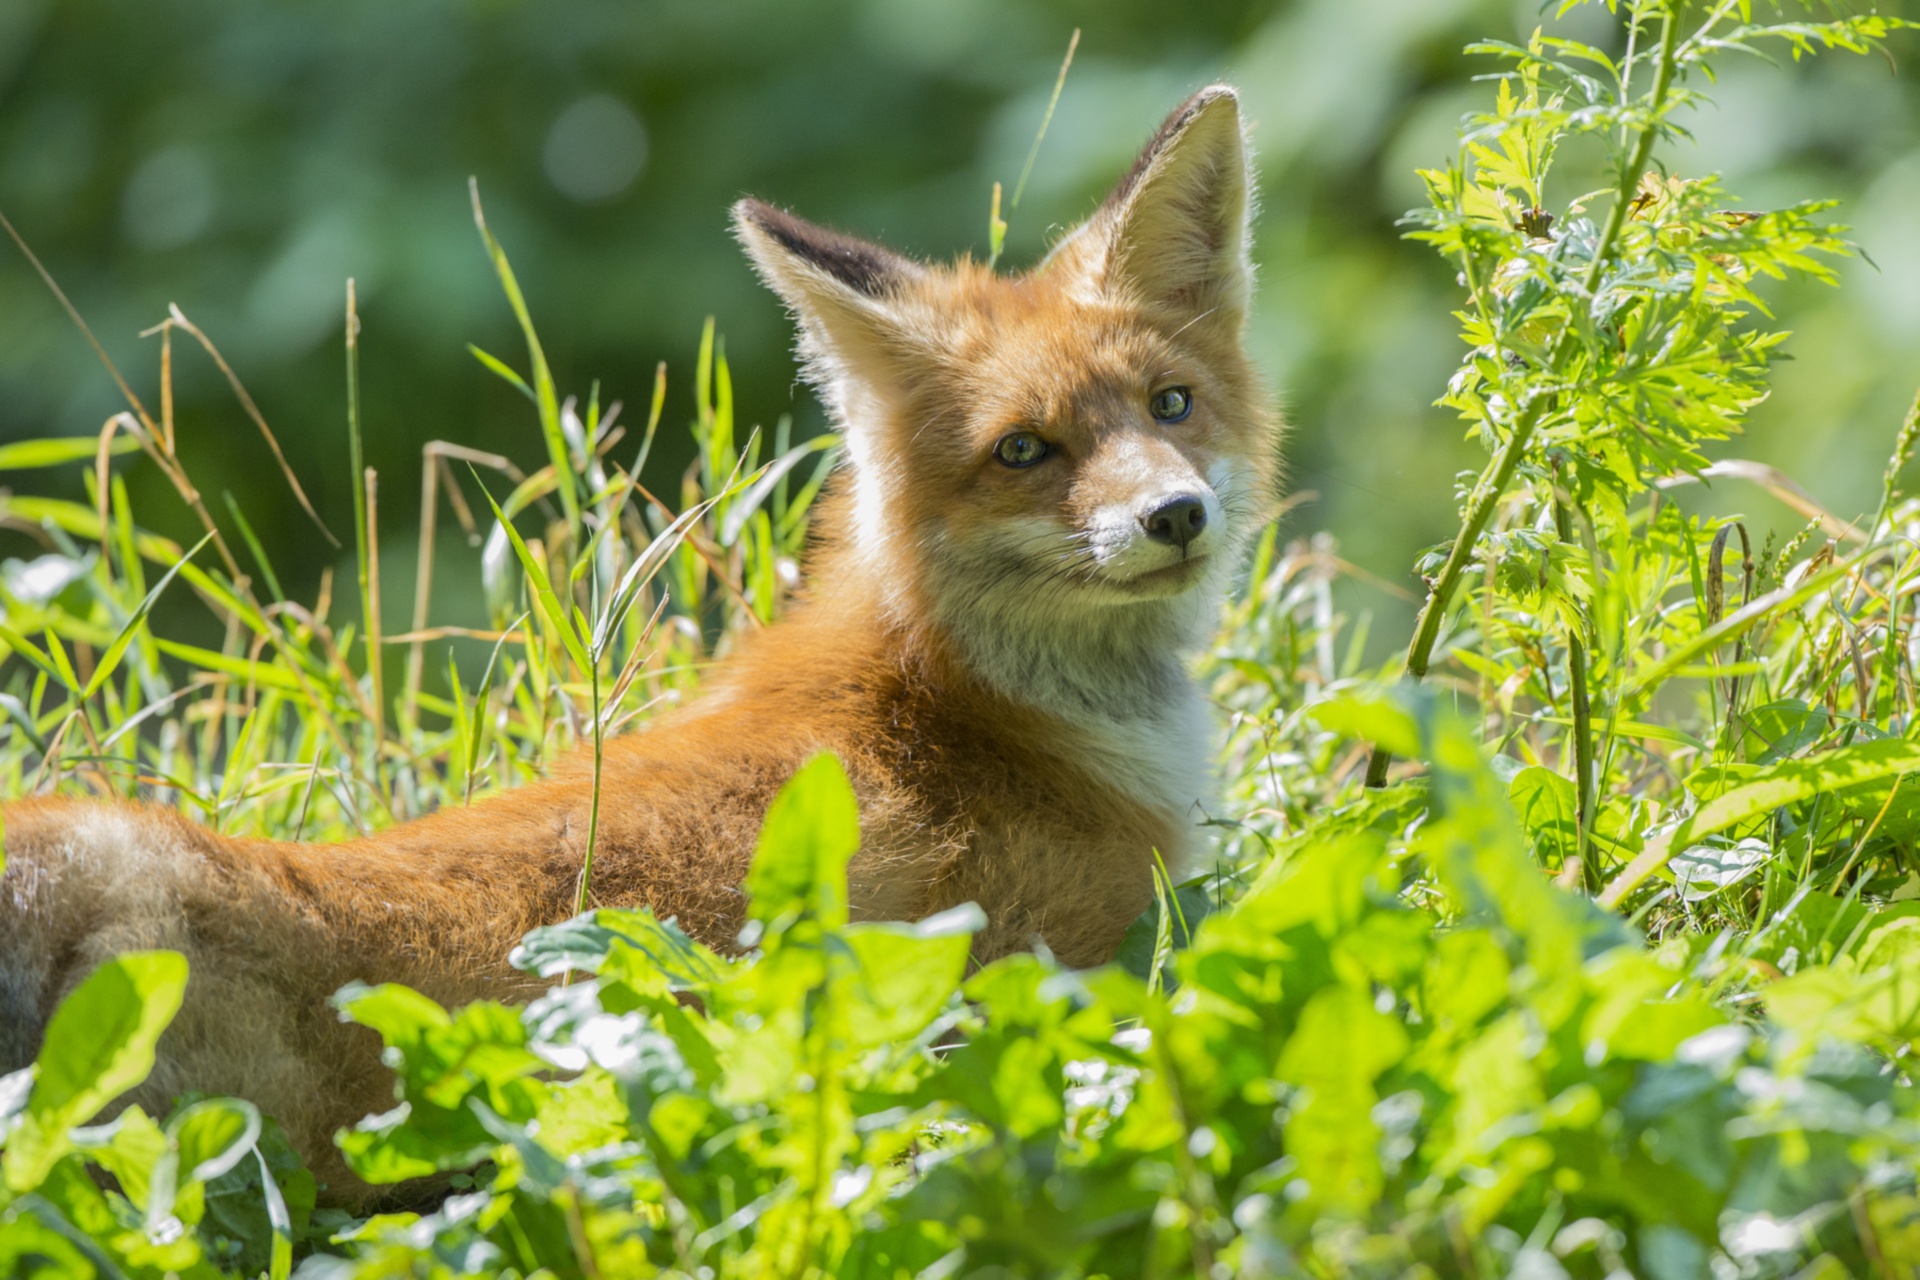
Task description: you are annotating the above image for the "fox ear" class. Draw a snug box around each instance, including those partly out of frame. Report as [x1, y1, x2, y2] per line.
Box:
[733, 199, 922, 393]
[1062, 86, 1253, 331]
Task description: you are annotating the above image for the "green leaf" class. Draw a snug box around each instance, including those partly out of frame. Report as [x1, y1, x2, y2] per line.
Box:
[745, 752, 861, 930]
[1416, 703, 1627, 1004]
[84, 530, 213, 699]
[1509, 765, 1578, 868]
[1740, 698, 1830, 763]
[842, 905, 983, 1046]
[0, 624, 76, 695]
[470, 181, 578, 530]
[1602, 738, 1920, 907]
[169, 1097, 261, 1186]
[195, 1110, 311, 1280]
[3, 951, 189, 1193]
[332, 982, 453, 1067]
[1309, 693, 1419, 757]
[474, 473, 591, 676]
[144, 1097, 263, 1235]
[68, 1104, 167, 1210]
[466, 343, 536, 403]
[512, 907, 728, 990]
[1115, 876, 1215, 986]
[1423, 929, 1510, 1035]
[0, 435, 140, 470]
[149, 638, 304, 691]
[1274, 984, 1409, 1215]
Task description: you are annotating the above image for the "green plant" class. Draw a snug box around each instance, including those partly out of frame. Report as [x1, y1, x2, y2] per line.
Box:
[0, 952, 311, 1280]
[1362, 0, 1903, 804]
[10, 2, 1920, 1277]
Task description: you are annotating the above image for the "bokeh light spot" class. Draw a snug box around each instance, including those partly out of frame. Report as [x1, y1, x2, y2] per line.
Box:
[122, 145, 215, 250]
[543, 94, 647, 203]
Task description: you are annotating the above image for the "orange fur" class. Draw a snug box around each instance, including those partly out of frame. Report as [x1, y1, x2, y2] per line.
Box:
[0, 85, 1279, 1205]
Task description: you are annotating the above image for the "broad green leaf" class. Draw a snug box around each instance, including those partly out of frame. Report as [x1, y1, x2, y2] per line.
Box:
[1509, 765, 1578, 868]
[1740, 698, 1830, 763]
[1274, 985, 1409, 1216]
[511, 906, 727, 990]
[745, 752, 860, 929]
[1836, 771, 1920, 840]
[68, 1104, 167, 1209]
[1581, 951, 1724, 1061]
[332, 982, 453, 1069]
[1767, 960, 1920, 1053]
[1668, 837, 1770, 901]
[1423, 929, 1510, 1035]
[1115, 875, 1215, 986]
[4, 951, 188, 1192]
[169, 1097, 261, 1186]
[1416, 703, 1626, 1011]
[1309, 693, 1419, 757]
[1603, 738, 1920, 906]
[143, 1097, 262, 1235]
[843, 905, 983, 1046]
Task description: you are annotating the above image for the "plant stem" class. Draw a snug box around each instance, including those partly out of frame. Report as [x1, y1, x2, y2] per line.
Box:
[572, 651, 605, 920]
[346, 280, 380, 746]
[1554, 494, 1596, 888]
[1366, 2, 1683, 787]
[363, 466, 387, 751]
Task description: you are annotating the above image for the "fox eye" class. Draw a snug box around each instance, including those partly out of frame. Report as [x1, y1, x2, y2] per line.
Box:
[993, 432, 1050, 469]
[1150, 386, 1193, 423]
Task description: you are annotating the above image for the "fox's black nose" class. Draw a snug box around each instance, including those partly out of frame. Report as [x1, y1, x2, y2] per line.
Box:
[1142, 494, 1208, 550]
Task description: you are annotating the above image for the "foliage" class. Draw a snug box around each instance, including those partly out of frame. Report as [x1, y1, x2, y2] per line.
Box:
[7, 2, 1920, 1277]
[0, 954, 310, 1280]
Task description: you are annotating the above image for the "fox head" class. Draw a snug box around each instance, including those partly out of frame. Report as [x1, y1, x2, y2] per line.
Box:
[735, 86, 1277, 711]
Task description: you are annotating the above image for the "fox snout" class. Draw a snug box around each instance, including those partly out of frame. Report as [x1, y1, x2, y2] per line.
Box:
[1141, 493, 1208, 551]
[1080, 468, 1230, 596]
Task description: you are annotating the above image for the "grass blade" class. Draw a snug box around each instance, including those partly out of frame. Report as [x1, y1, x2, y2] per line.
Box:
[84, 532, 215, 700]
[473, 471, 590, 675]
[469, 179, 580, 535]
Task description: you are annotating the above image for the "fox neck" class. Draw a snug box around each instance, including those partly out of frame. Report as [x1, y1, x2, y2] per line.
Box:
[916, 547, 1224, 865]
[924, 558, 1218, 723]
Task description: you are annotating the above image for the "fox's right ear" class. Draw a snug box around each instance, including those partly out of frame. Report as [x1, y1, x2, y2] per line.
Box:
[733, 199, 922, 392]
[1048, 86, 1254, 336]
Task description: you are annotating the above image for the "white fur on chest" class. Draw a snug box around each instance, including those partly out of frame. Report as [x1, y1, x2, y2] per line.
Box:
[912, 521, 1230, 872]
[1050, 677, 1217, 873]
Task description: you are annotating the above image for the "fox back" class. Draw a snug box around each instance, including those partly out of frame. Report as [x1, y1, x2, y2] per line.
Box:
[0, 84, 1278, 1205]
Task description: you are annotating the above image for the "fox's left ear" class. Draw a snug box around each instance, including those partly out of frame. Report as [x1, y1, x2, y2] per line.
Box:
[1059, 85, 1253, 332]
[732, 199, 923, 399]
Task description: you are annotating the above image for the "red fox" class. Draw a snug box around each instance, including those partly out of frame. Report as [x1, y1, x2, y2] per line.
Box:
[0, 85, 1275, 1202]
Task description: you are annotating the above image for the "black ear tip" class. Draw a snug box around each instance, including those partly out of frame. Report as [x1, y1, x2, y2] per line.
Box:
[1102, 84, 1247, 217]
[730, 199, 915, 300]
[732, 197, 779, 235]
[1173, 84, 1241, 131]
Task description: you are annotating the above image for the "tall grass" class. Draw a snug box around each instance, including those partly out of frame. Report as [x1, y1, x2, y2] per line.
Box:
[0, 190, 833, 866]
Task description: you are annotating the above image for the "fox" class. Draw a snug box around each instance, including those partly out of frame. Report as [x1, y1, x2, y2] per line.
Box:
[0, 85, 1276, 1204]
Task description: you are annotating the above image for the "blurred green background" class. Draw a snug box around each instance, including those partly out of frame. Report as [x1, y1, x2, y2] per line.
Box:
[2, 0, 1918, 646]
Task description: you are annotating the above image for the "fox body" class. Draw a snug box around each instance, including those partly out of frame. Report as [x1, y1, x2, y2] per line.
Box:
[0, 86, 1276, 1203]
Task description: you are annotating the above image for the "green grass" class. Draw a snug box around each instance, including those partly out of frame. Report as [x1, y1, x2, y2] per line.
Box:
[8, 2, 1920, 1276]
